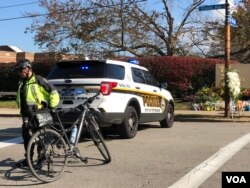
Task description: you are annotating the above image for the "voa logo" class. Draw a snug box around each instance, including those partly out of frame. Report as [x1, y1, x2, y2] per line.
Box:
[226, 176, 246, 184]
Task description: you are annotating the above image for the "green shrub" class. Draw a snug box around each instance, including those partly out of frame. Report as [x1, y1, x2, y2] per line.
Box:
[32, 61, 55, 77]
[136, 56, 233, 97]
[0, 56, 238, 98]
[0, 63, 19, 92]
[194, 87, 223, 103]
[0, 61, 55, 92]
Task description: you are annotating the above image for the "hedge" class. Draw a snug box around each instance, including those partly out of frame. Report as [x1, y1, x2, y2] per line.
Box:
[139, 56, 227, 97]
[0, 57, 238, 98]
[120, 56, 238, 97]
[0, 62, 19, 92]
[0, 61, 54, 93]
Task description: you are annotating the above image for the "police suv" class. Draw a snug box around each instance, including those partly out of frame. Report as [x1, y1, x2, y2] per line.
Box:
[47, 59, 174, 139]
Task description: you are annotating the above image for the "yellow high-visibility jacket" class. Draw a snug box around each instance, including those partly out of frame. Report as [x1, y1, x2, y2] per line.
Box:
[16, 74, 59, 112]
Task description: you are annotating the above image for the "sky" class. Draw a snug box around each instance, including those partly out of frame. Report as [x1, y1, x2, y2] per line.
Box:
[0, 0, 42, 52]
[0, 0, 239, 53]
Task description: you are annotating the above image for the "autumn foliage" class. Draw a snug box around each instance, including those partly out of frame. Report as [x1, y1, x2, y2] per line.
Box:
[0, 56, 238, 98]
[136, 56, 233, 97]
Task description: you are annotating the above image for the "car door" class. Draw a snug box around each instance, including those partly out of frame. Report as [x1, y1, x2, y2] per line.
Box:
[131, 67, 163, 122]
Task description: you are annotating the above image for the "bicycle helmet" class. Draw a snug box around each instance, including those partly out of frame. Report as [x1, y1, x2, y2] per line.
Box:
[15, 59, 32, 71]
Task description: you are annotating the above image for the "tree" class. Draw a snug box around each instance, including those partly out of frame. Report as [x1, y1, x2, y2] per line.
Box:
[206, 1, 250, 63]
[230, 0, 250, 63]
[26, 0, 205, 57]
[25, 0, 106, 56]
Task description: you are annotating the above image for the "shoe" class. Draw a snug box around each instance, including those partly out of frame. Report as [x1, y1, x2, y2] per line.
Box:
[34, 162, 43, 170]
[34, 155, 46, 170]
[16, 159, 28, 168]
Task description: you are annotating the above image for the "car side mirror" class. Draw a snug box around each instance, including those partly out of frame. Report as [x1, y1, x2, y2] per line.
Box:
[160, 82, 168, 89]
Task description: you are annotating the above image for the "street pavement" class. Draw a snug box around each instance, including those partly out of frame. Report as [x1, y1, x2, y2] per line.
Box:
[0, 108, 250, 187]
[1, 120, 250, 187]
[0, 108, 250, 122]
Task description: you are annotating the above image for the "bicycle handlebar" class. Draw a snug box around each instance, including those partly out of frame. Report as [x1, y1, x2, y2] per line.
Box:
[83, 91, 100, 105]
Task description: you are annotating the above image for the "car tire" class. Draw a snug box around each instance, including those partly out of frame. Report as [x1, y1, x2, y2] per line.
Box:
[160, 103, 174, 128]
[118, 106, 138, 139]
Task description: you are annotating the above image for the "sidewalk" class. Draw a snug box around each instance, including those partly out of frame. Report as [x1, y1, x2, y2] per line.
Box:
[0, 108, 250, 122]
[0, 108, 20, 117]
[175, 110, 250, 122]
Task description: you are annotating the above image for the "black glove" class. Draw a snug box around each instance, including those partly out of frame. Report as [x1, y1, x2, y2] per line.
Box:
[49, 108, 56, 114]
[41, 101, 48, 108]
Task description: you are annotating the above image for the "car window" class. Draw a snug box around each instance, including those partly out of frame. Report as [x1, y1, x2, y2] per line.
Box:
[132, 67, 146, 84]
[142, 70, 159, 86]
[47, 61, 105, 79]
[106, 64, 125, 80]
[47, 61, 125, 80]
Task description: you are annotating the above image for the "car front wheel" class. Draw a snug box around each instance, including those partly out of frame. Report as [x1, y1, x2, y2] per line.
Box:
[160, 103, 174, 128]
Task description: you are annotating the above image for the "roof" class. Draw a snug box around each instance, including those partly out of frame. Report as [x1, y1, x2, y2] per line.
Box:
[0, 45, 23, 52]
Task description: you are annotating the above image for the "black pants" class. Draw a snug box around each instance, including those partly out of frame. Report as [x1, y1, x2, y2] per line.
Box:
[22, 117, 32, 154]
[22, 116, 43, 161]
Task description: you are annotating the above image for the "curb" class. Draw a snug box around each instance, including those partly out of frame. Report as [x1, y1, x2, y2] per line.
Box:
[174, 114, 250, 123]
[0, 109, 250, 122]
[0, 114, 20, 117]
[174, 110, 250, 123]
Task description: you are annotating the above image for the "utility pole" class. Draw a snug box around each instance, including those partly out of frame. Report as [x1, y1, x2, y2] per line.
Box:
[224, 0, 230, 118]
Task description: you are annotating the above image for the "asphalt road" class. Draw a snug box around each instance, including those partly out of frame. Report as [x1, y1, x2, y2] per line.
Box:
[0, 117, 250, 187]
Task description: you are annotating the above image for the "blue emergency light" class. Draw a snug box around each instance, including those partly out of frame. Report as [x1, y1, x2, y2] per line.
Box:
[128, 59, 139, 65]
[81, 66, 89, 70]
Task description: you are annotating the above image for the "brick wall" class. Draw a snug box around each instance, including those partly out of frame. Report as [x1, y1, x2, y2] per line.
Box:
[0, 51, 59, 63]
[16, 52, 35, 62]
[34, 52, 58, 63]
[0, 51, 17, 63]
[0, 51, 79, 63]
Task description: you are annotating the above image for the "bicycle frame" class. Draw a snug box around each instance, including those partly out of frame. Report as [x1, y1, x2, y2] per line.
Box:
[26, 92, 111, 183]
[72, 107, 88, 147]
[52, 104, 90, 150]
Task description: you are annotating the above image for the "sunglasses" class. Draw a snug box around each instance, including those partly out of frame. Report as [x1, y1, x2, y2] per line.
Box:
[17, 68, 27, 73]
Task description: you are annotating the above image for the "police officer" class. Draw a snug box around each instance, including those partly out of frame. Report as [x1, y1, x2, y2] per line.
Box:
[15, 59, 60, 167]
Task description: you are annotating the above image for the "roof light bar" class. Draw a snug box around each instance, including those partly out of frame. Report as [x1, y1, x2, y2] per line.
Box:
[128, 59, 139, 65]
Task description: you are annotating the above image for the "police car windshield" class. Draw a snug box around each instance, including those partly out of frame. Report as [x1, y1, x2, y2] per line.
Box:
[47, 60, 125, 80]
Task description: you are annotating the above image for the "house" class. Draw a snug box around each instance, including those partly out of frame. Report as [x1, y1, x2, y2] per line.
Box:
[0, 45, 79, 63]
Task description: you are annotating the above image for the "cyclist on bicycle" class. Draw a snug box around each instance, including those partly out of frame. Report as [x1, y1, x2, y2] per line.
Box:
[15, 59, 60, 168]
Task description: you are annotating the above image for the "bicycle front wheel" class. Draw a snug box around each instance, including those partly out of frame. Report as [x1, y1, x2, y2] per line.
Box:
[88, 118, 111, 163]
[27, 128, 68, 183]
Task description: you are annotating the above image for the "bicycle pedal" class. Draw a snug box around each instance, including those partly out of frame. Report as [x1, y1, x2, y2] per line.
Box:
[73, 147, 81, 158]
[80, 157, 88, 164]
[75, 152, 81, 158]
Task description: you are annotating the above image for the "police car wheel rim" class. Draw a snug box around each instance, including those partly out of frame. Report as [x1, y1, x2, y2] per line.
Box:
[128, 111, 137, 131]
[167, 105, 174, 123]
[128, 118, 134, 127]
[168, 112, 171, 120]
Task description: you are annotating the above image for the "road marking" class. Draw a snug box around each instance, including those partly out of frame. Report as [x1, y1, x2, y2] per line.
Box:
[0, 137, 23, 149]
[169, 133, 250, 188]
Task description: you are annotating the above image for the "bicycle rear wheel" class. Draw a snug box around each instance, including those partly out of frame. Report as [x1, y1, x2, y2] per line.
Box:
[27, 128, 68, 183]
[88, 118, 111, 163]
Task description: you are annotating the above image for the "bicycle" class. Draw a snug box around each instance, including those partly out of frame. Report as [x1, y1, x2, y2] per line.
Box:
[26, 92, 111, 183]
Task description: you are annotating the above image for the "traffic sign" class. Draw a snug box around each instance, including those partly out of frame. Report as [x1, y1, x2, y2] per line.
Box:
[230, 17, 237, 27]
[199, 4, 226, 11]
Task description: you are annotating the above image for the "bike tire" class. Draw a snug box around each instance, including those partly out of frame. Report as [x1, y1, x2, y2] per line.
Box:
[88, 118, 111, 163]
[27, 128, 68, 183]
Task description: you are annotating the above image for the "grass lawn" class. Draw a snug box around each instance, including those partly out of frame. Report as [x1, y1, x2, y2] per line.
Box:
[174, 99, 191, 110]
[0, 99, 17, 108]
[0, 98, 192, 110]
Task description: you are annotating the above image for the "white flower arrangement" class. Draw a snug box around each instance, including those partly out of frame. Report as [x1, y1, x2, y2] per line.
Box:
[226, 71, 241, 99]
